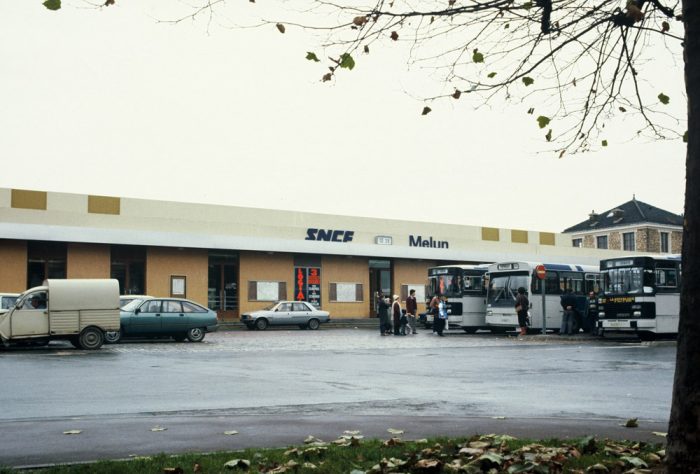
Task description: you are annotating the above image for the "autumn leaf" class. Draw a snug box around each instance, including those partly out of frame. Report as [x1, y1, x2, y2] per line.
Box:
[487, 72, 497, 78]
[522, 76, 534, 86]
[523, 2, 533, 10]
[363, 45, 370, 54]
[276, 23, 286, 33]
[624, 418, 639, 428]
[150, 426, 167, 432]
[658, 93, 670, 105]
[683, 131, 688, 143]
[43, 0, 61, 10]
[452, 90, 462, 99]
[224, 430, 239, 436]
[472, 49, 484, 63]
[63, 430, 82, 435]
[602, 140, 608, 147]
[536, 115, 550, 128]
[527, 107, 534, 115]
[306, 52, 320, 62]
[545, 129, 552, 142]
[322, 73, 332, 82]
[353, 16, 368, 26]
[104, 0, 115, 6]
[662, 21, 670, 32]
[390, 31, 399, 41]
[224, 459, 251, 469]
[619, 106, 627, 112]
[339, 53, 355, 70]
[422, 106, 432, 116]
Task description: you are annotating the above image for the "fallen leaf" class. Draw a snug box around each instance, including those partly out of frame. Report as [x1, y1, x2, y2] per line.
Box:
[305, 435, 323, 444]
[63, 430, 82, 435]
[491, 416, 506, 420]
[624, 418, 639, 428]
[194, 464, 202, 473]
[387, 428, 404, 435]
[224, 430, 239, 436]
[383, 437, 403, 446]
[163, 468, 184, 474]
[151, 426, 167, 432]
[652, 431, 667, 437]
[586, 463, 609, 472]
[224, 458, 251, 469]
[343, 430, 361, 435]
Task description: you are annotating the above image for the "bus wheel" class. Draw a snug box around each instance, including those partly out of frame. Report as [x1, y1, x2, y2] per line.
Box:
[463, 328, 477, 334]
[490, 327, 507, 334]
[638, 331, 656, 342]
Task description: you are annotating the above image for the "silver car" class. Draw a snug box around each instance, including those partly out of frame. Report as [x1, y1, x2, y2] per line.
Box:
[241, 301, 330, 330]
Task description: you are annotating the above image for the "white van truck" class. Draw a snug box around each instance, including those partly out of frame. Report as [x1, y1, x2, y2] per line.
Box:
[0, 279, 120, 350]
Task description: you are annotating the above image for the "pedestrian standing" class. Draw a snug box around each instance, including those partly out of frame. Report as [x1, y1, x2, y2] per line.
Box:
[377, 292, 390, 336]
[587, 290, 599, 335]
[560, 288, 576, 335]
[429, 291, 440, 334]
[515, 287, 530, 336]
[405, 289, 418, 334]
[392, 295, 403, 336]
[436, 295, 448, 336]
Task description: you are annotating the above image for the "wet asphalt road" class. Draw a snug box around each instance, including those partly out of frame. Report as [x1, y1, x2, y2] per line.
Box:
[0, 328, 676, 467]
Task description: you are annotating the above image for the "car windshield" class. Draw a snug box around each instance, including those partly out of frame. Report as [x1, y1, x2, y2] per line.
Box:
[121, 299, 144, 312]
[1, 296, 18, 309]
[263, 303, 279, 310]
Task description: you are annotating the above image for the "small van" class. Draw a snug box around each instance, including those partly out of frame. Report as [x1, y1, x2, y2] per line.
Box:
[0, 279, 120, 350]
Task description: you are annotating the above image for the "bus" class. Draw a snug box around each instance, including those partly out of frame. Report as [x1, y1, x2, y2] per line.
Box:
[485, 261, 600, 333]
[598, 255, 681, 338]
[426, 264, 489, 333]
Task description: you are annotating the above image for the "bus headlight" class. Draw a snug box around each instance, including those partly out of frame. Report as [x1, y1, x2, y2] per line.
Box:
[631, 304, 642, 310]
[598, 311, 605, 317]
[633, 311, 642, 317]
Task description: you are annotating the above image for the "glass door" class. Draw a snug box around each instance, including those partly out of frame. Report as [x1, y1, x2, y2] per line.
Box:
[369, 260, 392, 317]
[208, 252, 239, 320]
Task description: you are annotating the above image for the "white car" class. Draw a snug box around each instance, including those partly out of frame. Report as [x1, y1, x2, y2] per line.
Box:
[0, 293, 19, 315]
[241, 301, 330, 330]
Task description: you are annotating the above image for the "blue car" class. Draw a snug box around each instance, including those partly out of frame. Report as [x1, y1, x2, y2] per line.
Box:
[106, 297, 218, 343]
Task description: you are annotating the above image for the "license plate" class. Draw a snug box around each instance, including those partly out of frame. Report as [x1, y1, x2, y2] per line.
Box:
[606, 320, 630, 328]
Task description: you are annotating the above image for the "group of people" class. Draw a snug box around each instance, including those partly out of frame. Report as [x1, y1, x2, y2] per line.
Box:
[376, 289, 419, 336]
[514, 287, 599, 336]
[376, 290, 451, 337]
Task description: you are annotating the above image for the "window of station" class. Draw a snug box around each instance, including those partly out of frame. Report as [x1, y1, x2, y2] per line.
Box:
[623, 232, 636, 251]
[596, 235, 608, 249]
[572, 238, 582, 248]
[27, 241, 67, 288]
[111, 245, 146, 295]
[660, 232, 669, 253]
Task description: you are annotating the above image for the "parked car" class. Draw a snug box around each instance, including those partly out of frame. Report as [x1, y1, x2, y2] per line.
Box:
[119, 295, 152, 309]
[106, 297, 218, 343]
[0, 293, 19, 315]
[241, 301, 330, 330]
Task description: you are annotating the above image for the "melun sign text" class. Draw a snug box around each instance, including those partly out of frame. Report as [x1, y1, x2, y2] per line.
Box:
[305, 228, 355, 243]
[409, 235, 449, 249]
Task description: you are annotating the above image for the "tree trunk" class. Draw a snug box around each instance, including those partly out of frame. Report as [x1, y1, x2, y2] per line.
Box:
[667, 2, 700, 472]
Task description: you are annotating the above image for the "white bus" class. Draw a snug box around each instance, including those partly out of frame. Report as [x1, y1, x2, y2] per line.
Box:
[485, 261, 600, 333]
[598, 255, 681, 339]
[426, 264, 489, 333]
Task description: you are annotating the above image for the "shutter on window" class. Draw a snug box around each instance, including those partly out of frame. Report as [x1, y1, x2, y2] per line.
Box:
[400, 285, 408, 301]
[279, 282, 287, 300]
[329, 283, 337, 301]
[248, 281, 257, 300]
[355, 283, 363, 302]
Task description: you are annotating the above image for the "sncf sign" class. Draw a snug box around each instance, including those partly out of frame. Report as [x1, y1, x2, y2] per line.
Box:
[305, 228, 355, 243]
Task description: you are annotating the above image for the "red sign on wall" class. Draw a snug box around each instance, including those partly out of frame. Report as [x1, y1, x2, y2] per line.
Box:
[294, 267, 321, 308]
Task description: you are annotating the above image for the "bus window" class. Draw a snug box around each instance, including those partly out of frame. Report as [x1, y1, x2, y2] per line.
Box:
[560, 271, 584, 294]
[585, 273, 601, 294]
[463, 275, 484, 293]
[532, 271, 560, 294]
[656, 268, 678, 288]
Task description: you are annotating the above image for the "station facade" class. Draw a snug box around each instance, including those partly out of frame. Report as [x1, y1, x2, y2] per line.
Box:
[0, 188, 624, 320]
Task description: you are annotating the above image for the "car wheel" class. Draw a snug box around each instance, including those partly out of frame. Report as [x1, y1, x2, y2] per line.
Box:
[78, 327, 105, 350]
[104, 330, 122, 344]
[307, 318, 320, 330]
[254, 318, 269, 330]
[186, 327, 205, 342]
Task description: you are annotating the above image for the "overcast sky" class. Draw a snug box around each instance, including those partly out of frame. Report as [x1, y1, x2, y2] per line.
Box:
[0, 1, 687, 233]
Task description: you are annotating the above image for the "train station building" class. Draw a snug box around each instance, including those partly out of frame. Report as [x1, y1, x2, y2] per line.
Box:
[0, 188, 623, 319]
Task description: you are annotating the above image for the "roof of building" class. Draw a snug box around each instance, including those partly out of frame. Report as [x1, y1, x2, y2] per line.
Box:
[563, 198, 683, 233]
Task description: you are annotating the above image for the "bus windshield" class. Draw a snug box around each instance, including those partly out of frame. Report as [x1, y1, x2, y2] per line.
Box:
[602, 267, 644, 294]
[487, 273, 529, 306]
[428, 272, 462, 298]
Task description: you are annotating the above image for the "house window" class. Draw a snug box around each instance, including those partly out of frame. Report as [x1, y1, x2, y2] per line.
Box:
[572, 238, 582, 248]
[596, 235, 608, 249]
[623, 232, 636, 251]
[660, 232, 669, 253]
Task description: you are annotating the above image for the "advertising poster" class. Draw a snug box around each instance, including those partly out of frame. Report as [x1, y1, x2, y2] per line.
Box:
[294, 267, 322, 309]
